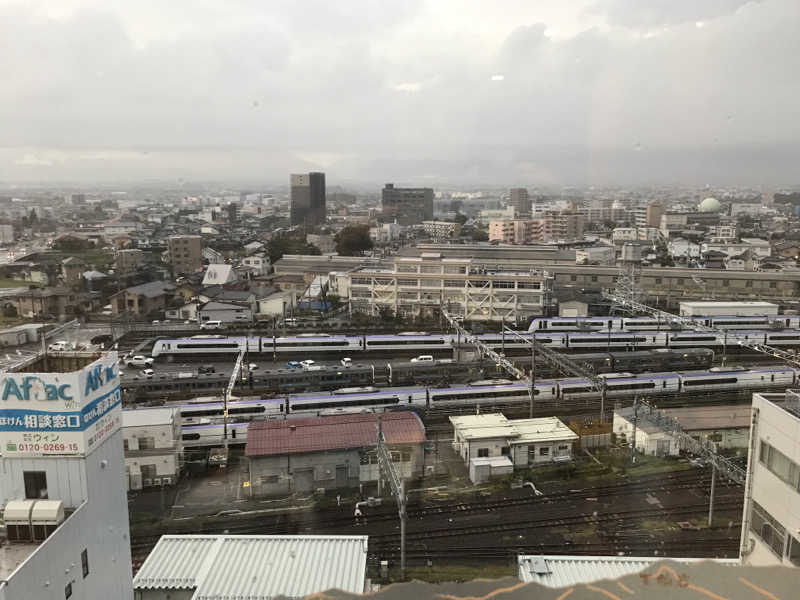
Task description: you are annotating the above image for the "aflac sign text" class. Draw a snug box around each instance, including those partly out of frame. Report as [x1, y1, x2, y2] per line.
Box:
[1, 376, 72, 402]
[83, 362, 118, 398]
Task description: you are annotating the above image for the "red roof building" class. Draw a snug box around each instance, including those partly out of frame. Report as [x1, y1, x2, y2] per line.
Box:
[245, 412, 425, 457]
[245, 413, 427, 496]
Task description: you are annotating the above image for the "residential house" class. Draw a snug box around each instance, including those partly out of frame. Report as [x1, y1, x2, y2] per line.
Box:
[15, 287, 92, 318]
[198, 301, 252, 324]
[202, 263, 237, 286]
[61, 256, 86, 285]
[241, 253, 271, 277]
[110, 281, 176, 316]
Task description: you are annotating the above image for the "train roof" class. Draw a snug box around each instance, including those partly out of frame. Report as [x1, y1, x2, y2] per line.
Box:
[366, 334, 450, 340]
[182, 422, 250, 431]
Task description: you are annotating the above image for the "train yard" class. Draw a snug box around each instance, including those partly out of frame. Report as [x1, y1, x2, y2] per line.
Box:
[120, 308, 794, 581]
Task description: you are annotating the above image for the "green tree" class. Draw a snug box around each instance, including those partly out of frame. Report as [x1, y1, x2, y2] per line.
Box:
[266, 234, 321, 263]
[471, 229, 489, 241]
[335, 225, 374, 256]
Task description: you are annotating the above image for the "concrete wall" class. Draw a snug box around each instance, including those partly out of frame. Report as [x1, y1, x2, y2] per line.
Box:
[741, 396, 800, 567]
[0, 432, 133, 600]
[248, 445, 423, 497]
[0, 455, 88, 509]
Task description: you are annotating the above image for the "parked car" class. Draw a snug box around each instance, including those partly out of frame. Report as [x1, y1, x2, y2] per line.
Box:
[198, 364, 216, 374]
[200, 320, 222, 330]
[340, 357, 352, 368]
[300, 360, 316, 370]
[47, 340, 69, 352]
[126, 355, 154, 367]
[248, 363, 258, 371]
[141, 368, 154, 378]
[410, 355, 434, 363]
[285, 361, 302, 369]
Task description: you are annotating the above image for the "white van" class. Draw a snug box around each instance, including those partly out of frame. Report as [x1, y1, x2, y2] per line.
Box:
[200, 320, 222, 330]
[411, 355, 434, 363]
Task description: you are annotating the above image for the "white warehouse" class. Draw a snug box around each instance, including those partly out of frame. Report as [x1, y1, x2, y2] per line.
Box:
[123, 407, 182, 490]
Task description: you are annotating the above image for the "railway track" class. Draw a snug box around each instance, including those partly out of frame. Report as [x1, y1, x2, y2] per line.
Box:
[129, 469, 741, 568]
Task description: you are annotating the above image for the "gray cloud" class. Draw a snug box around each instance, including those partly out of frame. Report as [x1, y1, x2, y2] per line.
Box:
[0, 0, 798, 186]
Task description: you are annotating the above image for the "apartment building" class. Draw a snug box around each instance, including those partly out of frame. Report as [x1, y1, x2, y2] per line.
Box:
[167, 235, 203, 275]
[740, 391, 800, 567]
[489, 209, 584, 244]
[422, 221, 462, 240]
[341, 252, 551, 322]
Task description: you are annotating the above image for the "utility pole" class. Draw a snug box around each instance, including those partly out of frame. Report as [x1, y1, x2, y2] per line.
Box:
[529, 331, 536, 418]
[224, 348, 245, 449]
[708, 463, 717, 527]
[630, 396, 639, 464]
[376, 417, 407, 578]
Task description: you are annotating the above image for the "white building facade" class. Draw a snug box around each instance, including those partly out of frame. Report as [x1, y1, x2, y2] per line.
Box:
[0, 353, 132, 599]
[741, 391, 800, 567]
[123, 407, 182, 490]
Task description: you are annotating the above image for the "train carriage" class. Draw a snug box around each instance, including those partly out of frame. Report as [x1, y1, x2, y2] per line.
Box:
[565, 332, 668, 350]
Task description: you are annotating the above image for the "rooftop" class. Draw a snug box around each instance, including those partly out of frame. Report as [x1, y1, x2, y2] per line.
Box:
[117, 280, 176, 298]
[246, 412, 425, 457]
[133, 535, 368, 598]
[450, 414, 577, 443]
[517, 555, 739, 588]
[123, 407, 178, 428]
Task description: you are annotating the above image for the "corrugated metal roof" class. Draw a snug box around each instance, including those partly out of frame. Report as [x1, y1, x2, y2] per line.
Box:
[134, 535, 368, 598]
[517, 555, 739, 588]
[134, 535, 218, 589]
[246, 412, 425, 457]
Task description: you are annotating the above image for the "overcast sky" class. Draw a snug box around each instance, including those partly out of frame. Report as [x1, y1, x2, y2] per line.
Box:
[1, 0, 798, 187]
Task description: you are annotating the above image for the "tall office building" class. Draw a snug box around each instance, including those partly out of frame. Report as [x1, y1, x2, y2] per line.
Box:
[509, 188, 531, 215]
[381, 183, 434, 225]
[290, 172, 326, 227]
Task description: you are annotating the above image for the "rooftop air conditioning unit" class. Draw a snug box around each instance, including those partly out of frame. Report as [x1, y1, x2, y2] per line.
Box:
[3, 499, 36, 542]
[30, 500, 65, 541]
[162, 476, 172, 485]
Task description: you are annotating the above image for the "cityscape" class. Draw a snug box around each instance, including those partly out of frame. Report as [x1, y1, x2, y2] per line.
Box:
[2, 1, 800, 599]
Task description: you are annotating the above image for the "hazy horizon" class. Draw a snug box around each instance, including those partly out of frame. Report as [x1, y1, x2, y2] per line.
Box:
[2, 0, 799, 187]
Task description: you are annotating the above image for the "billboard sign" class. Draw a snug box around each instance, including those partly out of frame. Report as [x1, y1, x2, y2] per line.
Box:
[0, 353, 122, 457]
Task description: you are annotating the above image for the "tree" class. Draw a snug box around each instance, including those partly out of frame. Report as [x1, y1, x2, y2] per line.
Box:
[335, 225, 374, 256]
[471, 229, 489, 242]
[266, 234, 321, 263]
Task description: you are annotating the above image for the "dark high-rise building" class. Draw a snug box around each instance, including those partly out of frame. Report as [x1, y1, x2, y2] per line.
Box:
[290, 172, 326, 227]
[381, 183, 434, 225]
[227, 202, 239, 224]
[509, 188, 531, 215]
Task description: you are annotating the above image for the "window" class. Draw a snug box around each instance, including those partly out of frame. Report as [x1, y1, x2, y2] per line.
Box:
[570, 275, 577, 282]
[24, 471, 47, 499]
[123, 439, 129, 451]
[81, 549, 89, 578]
[722, 280, 729, 287]
[790, 535, 800, 566]
[746, 280, 753, 288]
[138, 437, 156, 450]
[500, 446, 510, 456]
[477, 448, 489, 458]
[655, 277, 662, 284]
[750, 500, 786, 558]
[539, 447, 550, 456]
[759, 440, 800, 489]
[770, 281, 777, 289]
[591, 275, 598, 282]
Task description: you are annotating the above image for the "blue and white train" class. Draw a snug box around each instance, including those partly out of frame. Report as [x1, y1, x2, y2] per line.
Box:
[175, 365, 796, 446]
[527, 314, 800, 332]
[150, 329, 800, 358]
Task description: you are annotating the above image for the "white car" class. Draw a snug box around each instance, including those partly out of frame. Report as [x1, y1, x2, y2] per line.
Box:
[300, 360, 316, 370]
[126, 355, 154, 368]
[411, 355, 434, 363]
[340, 358, 352, 368]
[47, 341, 69, 352]
[141, 368, 154, 378]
